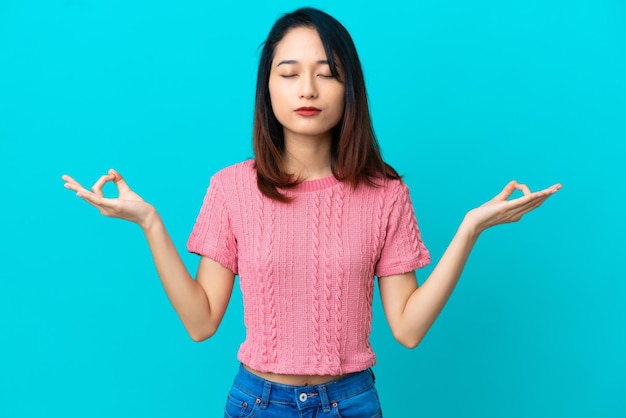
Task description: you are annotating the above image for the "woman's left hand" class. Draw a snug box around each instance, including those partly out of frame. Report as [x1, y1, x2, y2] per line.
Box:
[464, 180, 561, 235]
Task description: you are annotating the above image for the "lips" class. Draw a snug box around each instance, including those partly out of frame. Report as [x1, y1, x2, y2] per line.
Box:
[295, 106, 321, 116]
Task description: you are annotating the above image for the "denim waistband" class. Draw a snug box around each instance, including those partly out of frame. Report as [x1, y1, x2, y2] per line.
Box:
[232, 364, 376, 410]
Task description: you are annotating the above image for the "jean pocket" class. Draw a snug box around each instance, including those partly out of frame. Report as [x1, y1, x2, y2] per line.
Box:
[332, 386, 382, 418]
[223, 387, 259, 418]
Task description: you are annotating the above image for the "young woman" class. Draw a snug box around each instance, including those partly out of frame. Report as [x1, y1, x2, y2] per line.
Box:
[62, 7, 560, 418]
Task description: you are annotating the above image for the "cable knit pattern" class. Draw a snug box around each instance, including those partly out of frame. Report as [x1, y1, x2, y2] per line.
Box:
[265, 198, 278, 365]
[363, 186, 385, 359]
[322, 188, 333, 364]
[187, 160, 430, 375]
[311, 193, 322, 365]
[256, 190, 269, 365]
[333, 183, 345, 372]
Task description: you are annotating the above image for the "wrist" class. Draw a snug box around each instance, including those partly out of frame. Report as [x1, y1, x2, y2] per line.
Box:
[459, 213, 483, 241]
[139, 206, 161, 232]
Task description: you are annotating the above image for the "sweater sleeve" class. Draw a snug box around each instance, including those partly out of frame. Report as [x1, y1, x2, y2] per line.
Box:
[186, 174, 238, 275]
[375, 181, 430, 277]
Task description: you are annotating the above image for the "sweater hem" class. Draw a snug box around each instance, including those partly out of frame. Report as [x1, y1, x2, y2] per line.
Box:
[186, 241, 238, 275]
[238, 356, 377, 377]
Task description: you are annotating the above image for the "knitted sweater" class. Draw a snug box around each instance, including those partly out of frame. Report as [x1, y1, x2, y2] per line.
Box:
[187, 159, 430, 375]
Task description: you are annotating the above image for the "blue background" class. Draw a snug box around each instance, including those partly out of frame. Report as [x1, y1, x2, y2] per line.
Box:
[1, 0, 624, 417]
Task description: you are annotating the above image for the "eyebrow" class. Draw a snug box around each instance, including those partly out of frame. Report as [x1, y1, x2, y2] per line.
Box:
[275, 59, 330, 67]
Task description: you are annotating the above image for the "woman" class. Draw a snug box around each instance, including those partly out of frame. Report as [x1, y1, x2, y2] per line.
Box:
[62, 7, 560, 417]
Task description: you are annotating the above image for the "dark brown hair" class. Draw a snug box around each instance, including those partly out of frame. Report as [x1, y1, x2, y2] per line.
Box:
[253, 7, 400, 202]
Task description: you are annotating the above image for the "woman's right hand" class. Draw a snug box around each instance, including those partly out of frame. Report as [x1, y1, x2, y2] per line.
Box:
[62, 168, 157, 229]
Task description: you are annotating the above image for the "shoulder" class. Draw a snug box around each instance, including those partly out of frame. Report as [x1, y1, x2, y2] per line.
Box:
[384, 177, 408, 193]
[210, 159, 256, 186]
[359, 177, 420, 218]
[360, 176, 409, 201]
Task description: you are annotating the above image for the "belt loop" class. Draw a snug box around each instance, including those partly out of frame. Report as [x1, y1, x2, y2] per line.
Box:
[260, 381, 271, 409]
[318, 385, 331, 412]
[369, 368, 376, 383]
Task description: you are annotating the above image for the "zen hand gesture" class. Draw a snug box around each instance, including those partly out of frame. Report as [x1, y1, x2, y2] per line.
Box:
[62, 169, 157, 229]
[465, 180, 561, 234]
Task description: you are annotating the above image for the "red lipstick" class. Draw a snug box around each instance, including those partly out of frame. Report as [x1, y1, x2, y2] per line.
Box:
[295, 106, 321, 116]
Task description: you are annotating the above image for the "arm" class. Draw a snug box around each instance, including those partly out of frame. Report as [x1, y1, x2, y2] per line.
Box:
[62, 169, 234, 341]
[143, 217, 235, 341]
[379, 180, 561, 349]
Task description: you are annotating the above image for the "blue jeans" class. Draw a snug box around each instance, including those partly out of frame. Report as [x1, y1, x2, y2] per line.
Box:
[224, 364, 383, 417]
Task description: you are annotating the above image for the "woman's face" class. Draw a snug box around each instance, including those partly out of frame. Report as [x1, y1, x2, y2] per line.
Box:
[268, 27, 345, 143]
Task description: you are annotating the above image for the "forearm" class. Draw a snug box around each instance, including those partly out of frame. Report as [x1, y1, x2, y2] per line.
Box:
[141, 210, 214, 340]
[400, 218, 480, 347]
[385, 181, 560, 348]
[62, 170, 233, 340]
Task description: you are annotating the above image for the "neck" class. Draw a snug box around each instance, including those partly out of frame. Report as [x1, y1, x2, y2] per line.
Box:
[284, 133, 333, 181]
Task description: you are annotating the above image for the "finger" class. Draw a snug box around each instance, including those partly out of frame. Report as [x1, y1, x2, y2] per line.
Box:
[509, 198, 549, 222]
[517, 183, 532, 196]
[90, 174, 115, 197]
[492, 180, 518, 202]
[511, 189, 549, 207]
[515, 194, 549, 213]
[76, 190, 116, 211]
[520, 183, 561, 197]
[62, 174, 90, 194]
[494, 191, 546, 217]
[505, 191, 553, 219]
[108, 168, 131, 194]
[543, 183, 562, 194]
[62, 174, 81, 187]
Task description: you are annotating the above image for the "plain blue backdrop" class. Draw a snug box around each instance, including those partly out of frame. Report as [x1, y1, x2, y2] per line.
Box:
[1, 0, 624, 417]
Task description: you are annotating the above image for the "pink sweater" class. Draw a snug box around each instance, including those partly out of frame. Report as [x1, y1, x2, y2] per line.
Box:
[187, 160, 430, 375]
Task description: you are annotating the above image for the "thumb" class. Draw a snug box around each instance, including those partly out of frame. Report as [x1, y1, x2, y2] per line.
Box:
[492, 180, 518, 202]
[108, 168, 131, 193]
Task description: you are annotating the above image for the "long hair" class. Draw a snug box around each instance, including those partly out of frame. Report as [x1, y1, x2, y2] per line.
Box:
[253, 7, 400, 202]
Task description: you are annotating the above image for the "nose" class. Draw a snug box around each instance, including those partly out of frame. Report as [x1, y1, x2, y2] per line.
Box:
[299, 74, 318, 99]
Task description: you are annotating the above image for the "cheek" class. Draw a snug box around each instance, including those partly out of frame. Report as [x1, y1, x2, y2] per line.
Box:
[268, 82, 277, 107]
[268, 83, 285, 116]
[334, 85, 345, 105]
[332, 90, 346, 119]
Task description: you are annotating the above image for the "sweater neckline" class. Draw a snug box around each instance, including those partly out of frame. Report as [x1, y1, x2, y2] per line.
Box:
[248, 160, 341, 193]
[291, 174, 341, 193]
